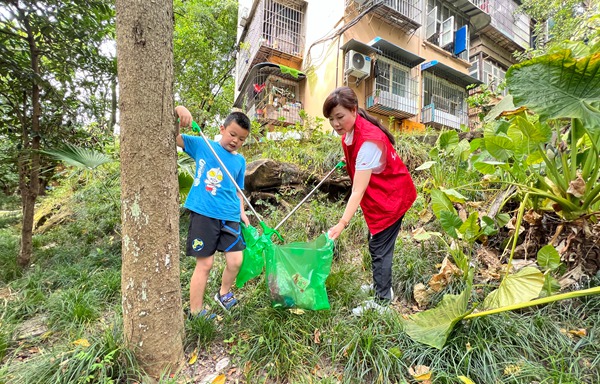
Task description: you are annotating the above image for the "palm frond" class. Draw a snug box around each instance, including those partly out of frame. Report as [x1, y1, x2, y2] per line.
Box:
[41, 143, 113, 170]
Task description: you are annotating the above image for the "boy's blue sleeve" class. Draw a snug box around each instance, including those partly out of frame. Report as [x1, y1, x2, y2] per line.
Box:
[181, 134, 197, 158]
[237, 156, 246, 190]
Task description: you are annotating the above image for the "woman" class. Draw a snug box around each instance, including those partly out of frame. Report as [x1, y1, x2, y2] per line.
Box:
[324, 86, 416, 314]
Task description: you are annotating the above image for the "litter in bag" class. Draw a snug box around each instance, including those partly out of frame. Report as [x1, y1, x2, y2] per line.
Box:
[235, 223, 268, 288]
[265, 234, 334, 310]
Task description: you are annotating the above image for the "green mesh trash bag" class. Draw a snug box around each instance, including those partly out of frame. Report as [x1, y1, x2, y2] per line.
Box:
[235, 224, 268, 288]
[265, 234, 334, 310]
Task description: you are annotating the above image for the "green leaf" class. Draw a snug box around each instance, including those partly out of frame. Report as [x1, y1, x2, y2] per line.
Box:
[453, 139, 471, 161]
[440, 188, 467, 203]
[495, 213, 511, 228]
[437, 130, 459, 151]
[439, 211, 463, 239]
[178, 172, 193, 202]
[473, 160, 502, 175]
[480, 216, 498, 236]
[483, 94, 516, 123]
[541, 274, 561, 297]
[41, 144, 113, 170]
[483, 267, 544, 309]
[415, 161, 436, 171]
[484, 135, 515, 161]
[537, 245, 561, 271]
[458, 212, 480, 242]
[506, 48, 600, 132]
[430, 189, 456, 218]
[507, 116, 552, 158]
[402, 287, 471, 349]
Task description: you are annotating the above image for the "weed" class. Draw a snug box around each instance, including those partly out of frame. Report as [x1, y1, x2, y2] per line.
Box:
[5, 323, 140, 383]
[334, 312, 406, 384]
[47, 289, 101, 331]
[185, 314, 218, 348]
[0, 228, 21, 283]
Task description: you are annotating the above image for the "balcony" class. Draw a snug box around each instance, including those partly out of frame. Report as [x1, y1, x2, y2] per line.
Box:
[369, 0, 422, 33]
[366, 90, 418, 119]
[421, 103, 469, 130]
[234, 63, 305, 127]
[237, 0, 306, 89]
[470, 0, 530, 51]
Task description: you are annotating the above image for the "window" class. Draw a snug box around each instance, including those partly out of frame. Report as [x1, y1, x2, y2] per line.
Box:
[425, 0, 468, 58]
[262, 0, 304, 54]
[470, 58, 507, 96]
[375, 58, 409, 98]
[423, 73, 466, 116]
[440, 16, 454, 47]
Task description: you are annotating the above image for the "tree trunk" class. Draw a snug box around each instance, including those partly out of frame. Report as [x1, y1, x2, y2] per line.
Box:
[115, 0, 184, 378]
[17, 12, 42, 268]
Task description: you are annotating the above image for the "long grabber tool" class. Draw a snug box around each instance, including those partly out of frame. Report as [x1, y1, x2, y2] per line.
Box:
[273, 160, 345, 231]
[191, 121, 263, 223]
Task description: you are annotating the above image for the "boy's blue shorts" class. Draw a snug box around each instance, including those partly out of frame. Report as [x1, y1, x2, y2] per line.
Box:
[186, 211, 246, 257]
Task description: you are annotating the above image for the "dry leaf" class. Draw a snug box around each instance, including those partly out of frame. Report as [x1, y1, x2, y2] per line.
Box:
[409, 365, 432, 382]
[313, 328, 321, 344]
[428, 257, 460, 292]
[567, 172, 586, 198]
[458, 376, 475, 384]
[215, 357, 230, 372]
[413, 283, 431, 308]
[418, 209, 433, 223]
[188, 348, 198, 365]
[72, 338, 90, 347]
[412, 227, 427, 236]
[503, 363, 522, 375]
[523, 210, 542, 225]
[289, 308, 305, 315]
[458, 207, 468, 222]
[568, 328, 587, 337]
[212, 374, 226, 384]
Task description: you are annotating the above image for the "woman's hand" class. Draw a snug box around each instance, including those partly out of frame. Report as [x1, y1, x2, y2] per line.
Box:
[327, 219, 347, 240]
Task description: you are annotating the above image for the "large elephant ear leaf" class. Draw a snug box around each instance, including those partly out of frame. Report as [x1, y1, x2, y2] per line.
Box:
[506, 47, 600, 133]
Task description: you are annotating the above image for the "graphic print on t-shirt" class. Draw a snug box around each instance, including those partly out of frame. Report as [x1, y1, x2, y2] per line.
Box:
[194, 159, 206, 187]
[205, 167, 223, 196]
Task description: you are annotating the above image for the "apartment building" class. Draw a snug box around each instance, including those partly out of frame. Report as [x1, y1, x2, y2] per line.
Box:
[234, 0, 530, 132]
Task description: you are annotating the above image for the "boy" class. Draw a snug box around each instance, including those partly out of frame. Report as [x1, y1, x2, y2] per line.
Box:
[175, 105, 251, 317]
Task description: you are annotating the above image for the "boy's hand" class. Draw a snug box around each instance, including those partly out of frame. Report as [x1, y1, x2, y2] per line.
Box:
[241, 212, 250, 226]
[175, 106, 193, 127]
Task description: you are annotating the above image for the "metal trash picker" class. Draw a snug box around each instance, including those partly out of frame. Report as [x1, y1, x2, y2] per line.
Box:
[273, 160, 346, 231]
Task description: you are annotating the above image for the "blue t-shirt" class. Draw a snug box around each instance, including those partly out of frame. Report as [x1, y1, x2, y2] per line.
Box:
[182, 134, 246, 222]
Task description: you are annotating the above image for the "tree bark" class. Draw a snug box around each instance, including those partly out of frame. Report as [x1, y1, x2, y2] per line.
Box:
[115, 0, 184, 377]
[17, 11, 41, 268]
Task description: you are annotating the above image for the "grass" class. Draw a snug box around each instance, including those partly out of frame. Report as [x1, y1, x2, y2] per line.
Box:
[1, 137, 599, 383]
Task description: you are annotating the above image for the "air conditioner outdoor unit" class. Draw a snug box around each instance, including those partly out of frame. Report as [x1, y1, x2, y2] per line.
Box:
[345, 50, 371, 79]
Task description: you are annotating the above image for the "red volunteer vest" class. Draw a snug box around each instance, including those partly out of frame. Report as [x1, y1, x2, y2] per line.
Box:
[342, 114, 417, 235]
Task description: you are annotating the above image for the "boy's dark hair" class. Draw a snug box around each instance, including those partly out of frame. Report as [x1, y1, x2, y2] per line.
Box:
[224, 111, 251, 131]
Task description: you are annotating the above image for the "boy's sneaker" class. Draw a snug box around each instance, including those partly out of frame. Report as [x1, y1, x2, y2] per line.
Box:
[188, 308, 216, 321]
[196, 309, 216, 320]
[214, 291, 238, 311]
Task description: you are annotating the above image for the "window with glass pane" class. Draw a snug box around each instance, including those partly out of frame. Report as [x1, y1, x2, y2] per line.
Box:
[376, 61, 390, 93]
[392, 67, 407, 96]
